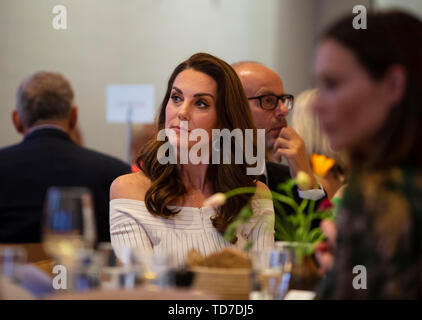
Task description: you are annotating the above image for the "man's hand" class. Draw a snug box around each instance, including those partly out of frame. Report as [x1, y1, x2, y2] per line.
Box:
[272, 126, 317, 189]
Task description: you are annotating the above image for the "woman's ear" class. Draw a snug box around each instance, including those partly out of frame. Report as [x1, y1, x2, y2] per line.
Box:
[382, 65, 406, 108]
[12, 110, 25, 134]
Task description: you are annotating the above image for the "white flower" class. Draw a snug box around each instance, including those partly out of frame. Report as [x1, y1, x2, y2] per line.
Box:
[203, 193, 226, 208]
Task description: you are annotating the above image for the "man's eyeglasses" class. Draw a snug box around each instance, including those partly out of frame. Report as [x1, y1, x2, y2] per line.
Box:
[248, 94, 294, 111]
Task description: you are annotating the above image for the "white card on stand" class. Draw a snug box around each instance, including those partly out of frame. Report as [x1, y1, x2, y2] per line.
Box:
[106, 84, 155, 123]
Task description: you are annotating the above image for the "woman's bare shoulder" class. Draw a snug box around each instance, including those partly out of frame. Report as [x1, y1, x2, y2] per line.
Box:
[253, 181, 272, 200]
[110, 171, 151, 201]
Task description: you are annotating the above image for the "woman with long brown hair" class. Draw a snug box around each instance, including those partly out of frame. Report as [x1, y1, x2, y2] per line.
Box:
[109, 53, 274, 266]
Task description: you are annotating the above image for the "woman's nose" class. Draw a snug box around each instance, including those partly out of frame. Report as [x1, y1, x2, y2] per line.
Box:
[177, 102, 190, 121]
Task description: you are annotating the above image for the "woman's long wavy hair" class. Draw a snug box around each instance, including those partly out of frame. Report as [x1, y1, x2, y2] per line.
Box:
[136, 52, 258, 239]
[322, 10, 422, 173]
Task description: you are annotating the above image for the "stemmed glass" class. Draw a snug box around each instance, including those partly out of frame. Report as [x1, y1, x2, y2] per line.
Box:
[42, 187, 96, 267]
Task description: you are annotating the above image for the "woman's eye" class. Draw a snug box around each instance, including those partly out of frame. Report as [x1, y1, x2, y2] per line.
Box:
[196, 100, 209, 108]
[171, 94, 182, 103]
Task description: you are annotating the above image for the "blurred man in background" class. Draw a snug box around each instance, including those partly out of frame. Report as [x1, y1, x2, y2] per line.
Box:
[233, 61, 324, 200]
[0, 71, 130, 243]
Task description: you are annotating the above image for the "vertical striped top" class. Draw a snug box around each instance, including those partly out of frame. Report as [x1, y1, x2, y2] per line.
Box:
[110, 198, 274, 266]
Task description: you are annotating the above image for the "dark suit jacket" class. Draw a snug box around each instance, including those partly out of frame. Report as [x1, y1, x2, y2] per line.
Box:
[266, 161, 292, 194]
[265, 161, 326, 234]
[0, 128, 131, 243]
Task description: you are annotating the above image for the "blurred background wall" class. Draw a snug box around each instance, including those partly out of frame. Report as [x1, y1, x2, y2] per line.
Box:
[2, 0, 418, 162]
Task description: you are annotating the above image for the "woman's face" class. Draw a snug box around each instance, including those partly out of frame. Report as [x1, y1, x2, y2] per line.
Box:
[313, 39, 395, 151]
[165, 68, 218, 150]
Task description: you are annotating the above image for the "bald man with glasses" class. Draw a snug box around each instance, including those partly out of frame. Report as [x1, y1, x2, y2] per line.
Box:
[233, 61, 325, 201]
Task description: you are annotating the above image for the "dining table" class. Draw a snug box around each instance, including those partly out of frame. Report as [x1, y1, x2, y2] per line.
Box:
[0, 243, 316, 300]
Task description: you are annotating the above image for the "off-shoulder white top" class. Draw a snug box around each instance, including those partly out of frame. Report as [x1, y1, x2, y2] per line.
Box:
[110, 198, 274, 266]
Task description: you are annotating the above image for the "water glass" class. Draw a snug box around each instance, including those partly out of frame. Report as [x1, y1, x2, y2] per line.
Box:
[0, 246, 26, 279]
[0, 246, 28, 299]
[70, 248, 102, 291]
[97, 244, 142, 290]
[135, 251, 175, 288]
[250, 248, 292, 300]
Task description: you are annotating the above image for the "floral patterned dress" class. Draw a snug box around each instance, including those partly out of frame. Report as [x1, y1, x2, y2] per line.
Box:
[317, 166, 422, 299]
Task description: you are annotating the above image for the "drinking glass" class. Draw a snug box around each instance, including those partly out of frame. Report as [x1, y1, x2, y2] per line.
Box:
[0, 246, 28, 299]
[135, 251, 175, 288]
[70, 248, 102, 291]
[97, 243, 142, 290]
[250, 248, 292, 300]
[0, 246, 26, 279]
[42, 187, 96, 267]
[275, 241, 318, 291]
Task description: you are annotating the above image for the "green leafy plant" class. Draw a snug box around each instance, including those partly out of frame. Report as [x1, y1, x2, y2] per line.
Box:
[273, 180, 333, 247]
[204, 171, 335, 260]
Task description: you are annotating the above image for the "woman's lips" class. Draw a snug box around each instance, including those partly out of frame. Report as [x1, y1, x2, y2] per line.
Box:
[170, 126, 190, 133]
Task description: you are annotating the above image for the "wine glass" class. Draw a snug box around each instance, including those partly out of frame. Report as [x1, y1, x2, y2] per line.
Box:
[42, 187, 96, 267]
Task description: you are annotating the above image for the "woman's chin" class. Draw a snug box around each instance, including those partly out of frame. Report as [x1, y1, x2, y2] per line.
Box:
[168, 141, 199, 151]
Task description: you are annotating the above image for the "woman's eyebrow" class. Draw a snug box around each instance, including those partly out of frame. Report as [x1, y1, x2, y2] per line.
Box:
[194, 93, 215, 100]
[172, 86, 183, 94]
[172, 86, 215, 100]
